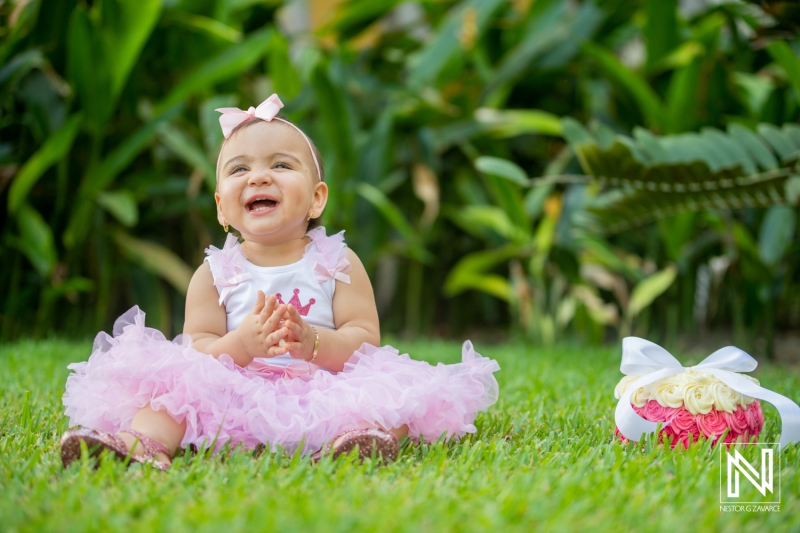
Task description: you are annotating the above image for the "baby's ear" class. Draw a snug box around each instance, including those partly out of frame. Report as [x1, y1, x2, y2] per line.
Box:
[214, 192, 226, 226]
[311, 181, 328, 217]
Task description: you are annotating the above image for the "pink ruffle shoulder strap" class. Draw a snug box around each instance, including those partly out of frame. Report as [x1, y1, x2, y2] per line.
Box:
[204, 234, 253, 305]
[305, 227, 352, 284]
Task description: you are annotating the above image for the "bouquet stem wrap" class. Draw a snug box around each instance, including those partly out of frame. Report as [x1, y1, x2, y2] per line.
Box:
[615, 337, 800, 448]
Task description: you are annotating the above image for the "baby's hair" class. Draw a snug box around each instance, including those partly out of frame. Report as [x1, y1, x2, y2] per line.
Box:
[217, 116, 325, 232]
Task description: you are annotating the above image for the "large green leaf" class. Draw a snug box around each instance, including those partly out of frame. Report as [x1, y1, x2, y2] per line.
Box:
[458, 205, 531, 245]
[665, 55, 703, 133]
[65, 0, 159, 132]
[444, 245, 522, 301]
[101, 0, 161, 101]
[323, 0, 403, 41]
[267, 31, 301, 99]
[758, 206, 796, 268]
[8, 114, 82, 213]
[154, 28, 273, 116]
[97, 191, 139, 228]
[627, 265, 677, 317]
[67, 7, 112, 133]
[356, 183, 431, 263]
[168, 11, 242, 43]
[113, 231, 193, 294]
[581, 41, 667, 130]
[766, 40, 800, 97]
[64, 104, 184, 248]
[15, 204, 57, 277]
[644, 0, 679, 69]
[158, 123, 216, 189]
[311, 62, 355, 181]
[475, 156, 529, 186]
[407, 0, 505, 88]
[473, 108, 563, 138]
[0, 49, 45, 91]
[484, 0, 602, 101]
[482, 0, 566, 98]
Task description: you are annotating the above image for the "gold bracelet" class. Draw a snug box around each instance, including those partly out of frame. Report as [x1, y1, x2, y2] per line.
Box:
[306, 325, 320, 363]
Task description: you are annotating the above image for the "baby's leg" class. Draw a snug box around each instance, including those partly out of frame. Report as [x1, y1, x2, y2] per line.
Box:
[119, 404, 186, 464]
[387, 425, 408, 440]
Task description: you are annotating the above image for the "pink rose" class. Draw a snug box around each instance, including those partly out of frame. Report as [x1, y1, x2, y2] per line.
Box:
[671, 428, 694, 450]
[746, 400, 765, 434]
[665, 407, 701, 450]
[658, 424, 681, 449]
[696, 407, 729, 439]
[721, 407, 749, 434]
[643, 400, 668, 422]
[668, 407, 699, 436]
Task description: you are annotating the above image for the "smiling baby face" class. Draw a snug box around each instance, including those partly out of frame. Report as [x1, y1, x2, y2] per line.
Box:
[214, 119, 327, 243]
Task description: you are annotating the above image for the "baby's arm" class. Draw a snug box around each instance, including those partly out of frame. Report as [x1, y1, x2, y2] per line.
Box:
[272, 248, 380, 372]
[184, 262, 288, 367]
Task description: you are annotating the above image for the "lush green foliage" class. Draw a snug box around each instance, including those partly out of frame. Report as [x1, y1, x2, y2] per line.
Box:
[1, 339, 798, 531]
[1, 0, 799, 350]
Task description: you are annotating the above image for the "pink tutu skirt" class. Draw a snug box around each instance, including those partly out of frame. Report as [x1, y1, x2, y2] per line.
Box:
[63, 307, 501, 454]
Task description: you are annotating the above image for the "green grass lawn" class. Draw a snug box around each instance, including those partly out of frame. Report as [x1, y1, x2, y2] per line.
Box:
[0, 338, 797, 532]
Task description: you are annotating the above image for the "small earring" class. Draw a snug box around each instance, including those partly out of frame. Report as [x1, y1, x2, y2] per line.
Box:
[223, 222, 229, 233]
[307, 212, 314, 221]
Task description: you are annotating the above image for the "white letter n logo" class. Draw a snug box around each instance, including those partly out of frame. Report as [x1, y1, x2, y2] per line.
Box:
[727, 449, 774, 497]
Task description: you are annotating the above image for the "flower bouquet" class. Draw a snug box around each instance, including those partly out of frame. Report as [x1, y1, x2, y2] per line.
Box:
[613, 338, 800, 450]
[614, 370, 764, 449]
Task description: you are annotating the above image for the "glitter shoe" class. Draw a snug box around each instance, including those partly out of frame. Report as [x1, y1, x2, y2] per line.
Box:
[60, 427, 172, 471]
[310, 428, 399, 463]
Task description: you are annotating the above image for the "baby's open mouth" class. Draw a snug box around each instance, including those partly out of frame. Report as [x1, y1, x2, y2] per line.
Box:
[246, 198, 278, 213]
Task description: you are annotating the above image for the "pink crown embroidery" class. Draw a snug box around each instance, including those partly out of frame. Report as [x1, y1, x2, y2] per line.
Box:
[276, 288, 316, 316]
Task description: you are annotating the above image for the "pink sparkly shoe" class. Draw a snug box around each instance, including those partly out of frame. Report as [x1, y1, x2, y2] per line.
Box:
[60, 428, 172, 471]
[310, 428, 399, 463]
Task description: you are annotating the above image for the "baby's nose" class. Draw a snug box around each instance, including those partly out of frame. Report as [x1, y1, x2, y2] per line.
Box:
[247, 169, 272, 185]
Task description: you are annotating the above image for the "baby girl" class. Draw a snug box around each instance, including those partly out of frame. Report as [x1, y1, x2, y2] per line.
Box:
[60, 94, 500, 469]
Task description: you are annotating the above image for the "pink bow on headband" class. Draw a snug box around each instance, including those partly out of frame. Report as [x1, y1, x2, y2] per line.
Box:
[214, 94, 323, 181]
[216, 94, 284, 139]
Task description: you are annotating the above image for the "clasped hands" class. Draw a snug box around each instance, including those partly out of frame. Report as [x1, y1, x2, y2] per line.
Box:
[234, 290, 315, 363]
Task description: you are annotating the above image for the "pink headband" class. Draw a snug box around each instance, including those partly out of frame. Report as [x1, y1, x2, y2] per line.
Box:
[215, 94, 322, 181]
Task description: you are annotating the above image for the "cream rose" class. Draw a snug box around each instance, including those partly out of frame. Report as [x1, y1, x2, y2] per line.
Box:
[614, 375, 657, 406]
[616, 369, 760, 412]
[707, 381, 739, 413]
[682, 380, 715, 414]
[630, 382, 654, 407]
[614, 375, 641, 400]
[651, 375, 685, 409]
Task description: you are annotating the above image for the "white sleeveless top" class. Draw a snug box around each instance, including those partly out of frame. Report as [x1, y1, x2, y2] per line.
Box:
[204, 227, 352, 367]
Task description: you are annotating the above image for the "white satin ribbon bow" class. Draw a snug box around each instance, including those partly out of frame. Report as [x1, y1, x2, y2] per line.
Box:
[615, 337, 800, 448]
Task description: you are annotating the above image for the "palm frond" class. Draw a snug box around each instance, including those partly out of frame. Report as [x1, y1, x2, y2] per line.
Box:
[562, 119, 800, 233]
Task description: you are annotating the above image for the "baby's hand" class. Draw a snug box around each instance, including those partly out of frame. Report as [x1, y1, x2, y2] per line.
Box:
[266, 304, 315, 360]
[234, 291, 288, 363]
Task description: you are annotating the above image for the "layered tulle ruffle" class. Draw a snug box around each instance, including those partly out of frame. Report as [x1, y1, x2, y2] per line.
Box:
[63, 307, 500, 454]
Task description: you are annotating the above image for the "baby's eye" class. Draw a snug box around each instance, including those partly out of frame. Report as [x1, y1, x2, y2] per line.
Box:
[273, 161, 291, 170]
[230, 166, 247, 174]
